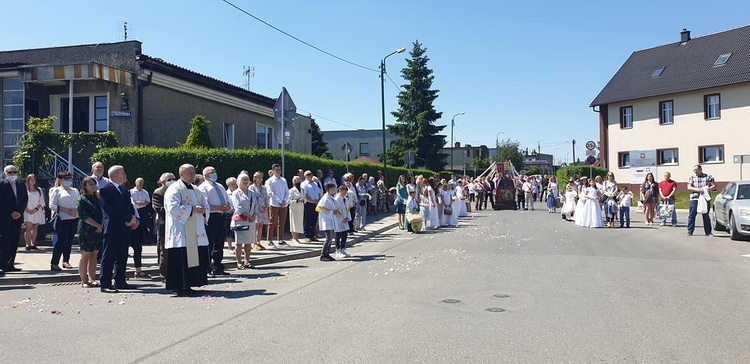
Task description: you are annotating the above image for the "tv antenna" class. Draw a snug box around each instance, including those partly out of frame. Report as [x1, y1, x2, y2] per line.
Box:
[243, 66, 255, 91]
[117, 21, 131, 41]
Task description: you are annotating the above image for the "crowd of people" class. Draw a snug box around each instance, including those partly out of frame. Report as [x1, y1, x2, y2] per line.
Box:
[0, 161, 718, 295]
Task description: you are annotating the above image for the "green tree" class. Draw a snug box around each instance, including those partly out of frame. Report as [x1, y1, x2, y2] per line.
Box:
[184, 115, 214, 148]
[309, 118, 329, 157]
[386, 40, 446, 171]
[494, 138, 524, 172]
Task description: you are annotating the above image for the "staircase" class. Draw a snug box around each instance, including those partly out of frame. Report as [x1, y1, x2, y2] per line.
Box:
[37, 148, 89, 187]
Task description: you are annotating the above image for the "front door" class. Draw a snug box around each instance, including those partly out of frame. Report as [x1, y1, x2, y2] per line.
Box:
[60, 97, 90, 133]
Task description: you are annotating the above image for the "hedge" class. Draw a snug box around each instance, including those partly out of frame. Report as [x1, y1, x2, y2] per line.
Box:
[91, 147, 438, 191]
[556, 165, 609, 184]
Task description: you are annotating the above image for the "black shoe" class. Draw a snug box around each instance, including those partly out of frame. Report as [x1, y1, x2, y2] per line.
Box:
[30, 245, 39, 250]
[185, 288, 202, 297]
[207, 272, 216, 278]
[114, 283, 135, 290]
[320, 255, 336, 261]
[101, 287, 120, 293]
[6, 267, 22, 272]
[25, 246, 32, 251]
[215, 271, 230, 276]
[173, 289, 188, 297]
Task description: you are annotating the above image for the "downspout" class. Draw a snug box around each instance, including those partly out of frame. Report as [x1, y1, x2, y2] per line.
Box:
[592, 105, 607, 170]
[136, 69, 152, 146]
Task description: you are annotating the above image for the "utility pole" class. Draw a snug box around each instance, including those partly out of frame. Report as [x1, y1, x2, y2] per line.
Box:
[572, 139, 576, 166]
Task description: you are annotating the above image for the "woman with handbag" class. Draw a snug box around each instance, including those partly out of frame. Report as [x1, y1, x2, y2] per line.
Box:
[640, 173, 659, 226]
[440, 181, 456, 227]
[23, 174, 45, 251]
[49, 172, 79, 271]
[231, 173, 257, 269]
[601, 173, 619, 228]
[250, 172, 269, 250]
[395, 175, 408, 230]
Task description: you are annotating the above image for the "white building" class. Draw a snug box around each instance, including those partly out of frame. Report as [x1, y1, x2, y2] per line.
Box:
[591, 26, 750, 190]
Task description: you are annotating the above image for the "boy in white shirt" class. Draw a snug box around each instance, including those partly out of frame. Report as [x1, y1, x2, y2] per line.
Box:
[618, 186, 634, 228]
[334, 185, 351, 259]
[316, 183, 339, 261]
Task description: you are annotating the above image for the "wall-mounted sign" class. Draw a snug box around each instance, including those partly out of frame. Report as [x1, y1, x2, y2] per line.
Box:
[629, 150, 656, 167]
[111, 111, 132, 117]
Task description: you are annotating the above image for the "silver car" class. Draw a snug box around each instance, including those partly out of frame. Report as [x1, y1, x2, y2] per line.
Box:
[713, 180, 750, 240]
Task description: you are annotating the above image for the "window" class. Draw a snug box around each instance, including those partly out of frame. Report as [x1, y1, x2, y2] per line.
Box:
[359, 142, 369, 155]
[256, 124, 267, 149]
[650, 67, 665, 78]
[618, 152, 630, 168]
[620, 106, 633, 129]
[267, 126, 274, 149]
[3, 77, 24, 165]
[463, 149, 470, 158]
[723, 183, 737, 199]
[657, 148, 678, 165]
[714, 53, 732, 66]
[659, 100, 673, 125]
[704, 94, 720, 119]
[223, 123, 235, 149]
[699, 145, 724, 163]
[94, 96, 108, 132]
[58, 95, 108, 133]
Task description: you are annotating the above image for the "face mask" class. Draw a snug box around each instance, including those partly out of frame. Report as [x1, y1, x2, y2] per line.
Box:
[7, 175, 18, 182]
[165, 180, 175, 187]
[63, 181, 73, 187]
[209, 173, 218, 182]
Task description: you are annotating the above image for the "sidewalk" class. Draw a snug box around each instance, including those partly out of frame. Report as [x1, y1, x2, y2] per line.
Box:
[1, 212, 401, 286]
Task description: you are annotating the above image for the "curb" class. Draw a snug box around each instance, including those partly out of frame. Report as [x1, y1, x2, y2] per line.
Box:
[0, 221, 400, 286]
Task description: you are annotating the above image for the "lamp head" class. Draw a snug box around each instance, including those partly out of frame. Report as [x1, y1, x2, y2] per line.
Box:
[396, 47, 406, 54]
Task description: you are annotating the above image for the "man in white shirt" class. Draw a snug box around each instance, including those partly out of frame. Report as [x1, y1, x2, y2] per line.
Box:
[129, 177, 152, 278]
[265, 163, 290, 247]
[522, 177, 535, 211]
[323, 169, 338, 188]
[301, 170, 320, 242]
[197, 166, 232, 276]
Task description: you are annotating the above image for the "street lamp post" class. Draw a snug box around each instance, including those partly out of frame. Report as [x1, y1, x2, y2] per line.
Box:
[495, 131, 505, 147]
[381, 47, 406, 185]
[450, 112, 465, 173]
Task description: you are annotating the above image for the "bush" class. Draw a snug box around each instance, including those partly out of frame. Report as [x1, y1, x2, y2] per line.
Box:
[91, 147, 437, 191]
[184, 115, 214, 149]
[556, 165, 609, 184]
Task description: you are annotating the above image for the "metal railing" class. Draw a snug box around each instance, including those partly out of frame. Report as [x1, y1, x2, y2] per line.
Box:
[37, 148, 89, 187]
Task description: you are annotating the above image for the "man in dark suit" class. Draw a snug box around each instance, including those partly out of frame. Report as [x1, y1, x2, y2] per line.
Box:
[152, 172, 175, 279]
[483, 178, 495, 210]
[99, 165, 139, 292]
[0, 165, 28, 275]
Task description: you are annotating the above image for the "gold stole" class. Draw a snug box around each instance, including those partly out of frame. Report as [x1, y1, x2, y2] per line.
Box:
[176, 181, 204, 268]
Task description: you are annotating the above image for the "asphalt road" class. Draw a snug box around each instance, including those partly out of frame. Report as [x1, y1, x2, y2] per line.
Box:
[2, 210, 750, 363]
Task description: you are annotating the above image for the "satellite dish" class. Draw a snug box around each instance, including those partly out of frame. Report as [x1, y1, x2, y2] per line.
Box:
[274, 122, 295, 145]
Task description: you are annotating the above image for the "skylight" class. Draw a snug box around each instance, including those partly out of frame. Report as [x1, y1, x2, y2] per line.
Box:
[650, 67, 665, 78]
[714, 53, 732, 66]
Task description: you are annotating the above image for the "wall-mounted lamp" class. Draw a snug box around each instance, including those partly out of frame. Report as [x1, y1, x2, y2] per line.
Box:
[120, 92, 129, 111]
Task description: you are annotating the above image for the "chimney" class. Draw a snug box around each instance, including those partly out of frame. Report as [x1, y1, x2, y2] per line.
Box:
[455, 142, 461, 148]
[680, 28, 691, 43]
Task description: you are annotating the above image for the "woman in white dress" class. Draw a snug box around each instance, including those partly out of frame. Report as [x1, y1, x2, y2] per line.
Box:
[231, 173, 257, 269]
[448, 185, 460, 226]
[456, 181, 469, 217]
[426, 179, 440, 229]
[561, 180, 577, 221]
[418, 178, 430, 232]
[573, 177, 588, 226]
[579, 179, 603, 228]
[23, 174, 45, 250]
[288, 176, 305, 244]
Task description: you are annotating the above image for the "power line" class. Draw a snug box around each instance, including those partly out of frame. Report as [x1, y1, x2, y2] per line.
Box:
[386, 72, 402, 92]
[454, 124, 480, 145]
[220, 0, 378, 72]
[296, 108, 359, 130]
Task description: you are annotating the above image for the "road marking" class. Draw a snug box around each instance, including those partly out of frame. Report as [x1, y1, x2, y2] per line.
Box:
[742, 254, 750, 258]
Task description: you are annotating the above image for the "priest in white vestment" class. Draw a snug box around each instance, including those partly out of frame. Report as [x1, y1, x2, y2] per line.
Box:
[164, 164, 211, 296]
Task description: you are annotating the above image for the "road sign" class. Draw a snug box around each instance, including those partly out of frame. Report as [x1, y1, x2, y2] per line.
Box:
[273, 87, 297, 123]
[405, 152, 415, 167]
[341, 142, 353, 155]
[733, 155, 750, 164]
[585, 155, 597, 165]
[585, 140, 596, 151]
[273, 122, 295, 145]
[585, 149, 597, 157]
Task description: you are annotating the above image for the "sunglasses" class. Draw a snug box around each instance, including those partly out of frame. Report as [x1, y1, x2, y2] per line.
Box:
[62, 176, 72, 180]
[6, 171, 18, 174]
[165, 178, 175, 182]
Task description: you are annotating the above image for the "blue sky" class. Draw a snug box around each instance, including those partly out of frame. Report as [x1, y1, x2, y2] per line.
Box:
[3, 0, 750, 164]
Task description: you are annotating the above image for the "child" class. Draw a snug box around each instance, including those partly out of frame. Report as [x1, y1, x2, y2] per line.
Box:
[316, 183, 339, 261]
[334, 185, 351, 259]
[547, 189, 557, 213]
[618, 186, 634, 228]
[406, 190, 423, 233]
[561, 181, 577, 221]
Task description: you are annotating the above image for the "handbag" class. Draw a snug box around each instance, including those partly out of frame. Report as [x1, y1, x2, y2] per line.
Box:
[443, 206, 453, 216]
[359, 199, 366, 207]
[599, 195, 608, 204]
[231, 213, 248, 222]
[230, 224, 250, 231]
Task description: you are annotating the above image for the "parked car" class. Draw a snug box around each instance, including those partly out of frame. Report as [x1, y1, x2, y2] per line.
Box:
[713, 180, 750, 240]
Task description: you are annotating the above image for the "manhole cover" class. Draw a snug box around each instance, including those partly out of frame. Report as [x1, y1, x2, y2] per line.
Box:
[486, 308, 506, 313]
[441, 299, 461, 304]
[493, 294, 510, 299]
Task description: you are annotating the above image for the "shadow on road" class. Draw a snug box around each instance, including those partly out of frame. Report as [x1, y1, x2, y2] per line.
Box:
[343, 254, 391, 262]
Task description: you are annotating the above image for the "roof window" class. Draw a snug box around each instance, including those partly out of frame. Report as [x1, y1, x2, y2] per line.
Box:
[714, 53, 732, 66]
[650, 67, 665, 78]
